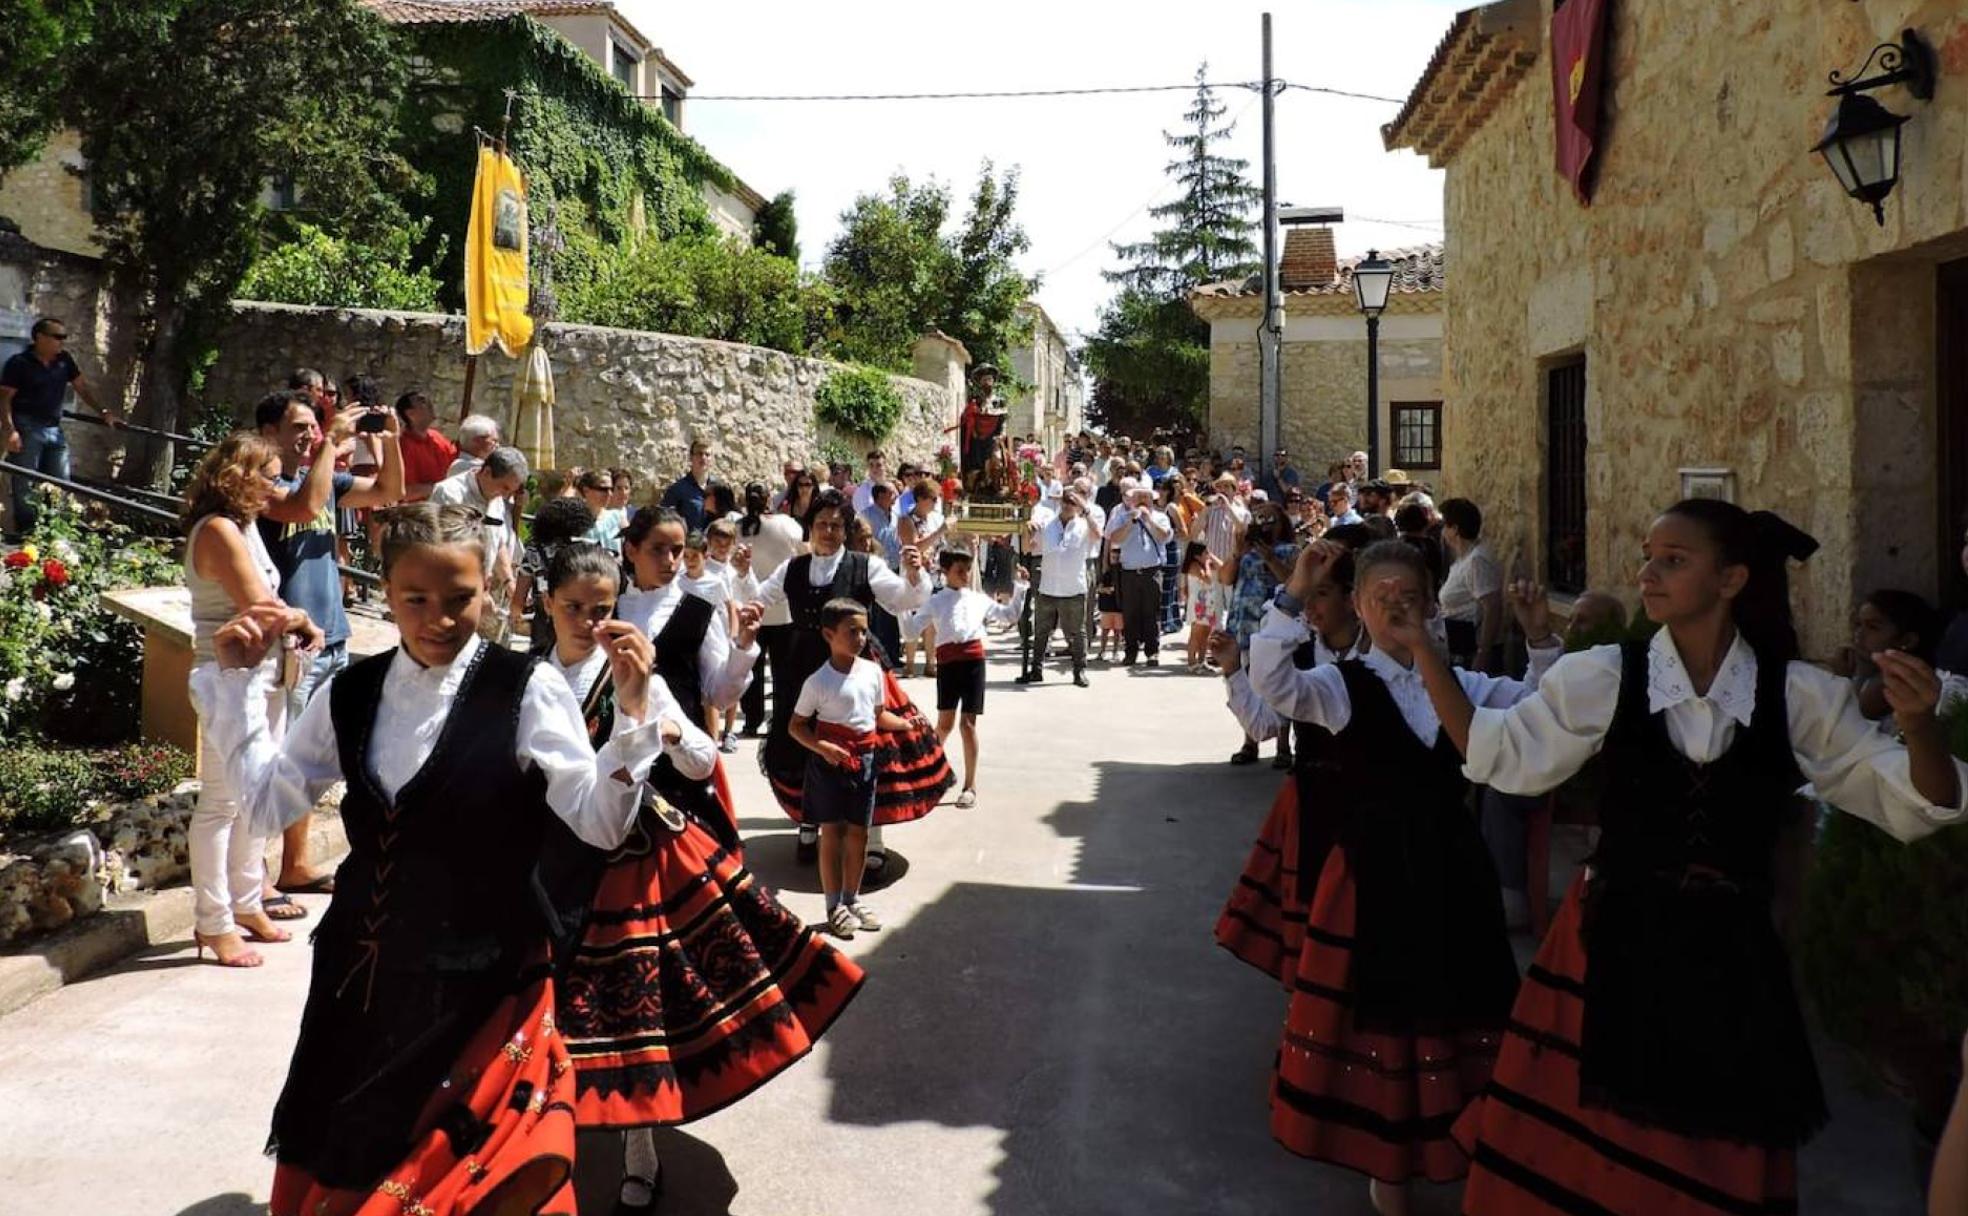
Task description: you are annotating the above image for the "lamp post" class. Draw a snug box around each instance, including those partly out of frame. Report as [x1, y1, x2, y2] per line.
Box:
[1352, 250, 1395, 478]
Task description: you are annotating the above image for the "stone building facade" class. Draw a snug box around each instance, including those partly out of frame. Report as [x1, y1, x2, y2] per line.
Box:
[1190, 229, 1446, 476]
[1386, 0, 1968, 656]
[201, 303, 963, 491]
[1007, 301, 1086, 454]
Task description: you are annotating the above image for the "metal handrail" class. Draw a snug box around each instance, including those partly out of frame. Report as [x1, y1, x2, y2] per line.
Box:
[62, 409, 212, 451]
[5, 463, 381, 587]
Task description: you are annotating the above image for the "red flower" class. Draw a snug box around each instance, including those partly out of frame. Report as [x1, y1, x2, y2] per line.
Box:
[2, 551, 30, 570]
[40, 559, 68, 588]
[940, 477, 963, 502]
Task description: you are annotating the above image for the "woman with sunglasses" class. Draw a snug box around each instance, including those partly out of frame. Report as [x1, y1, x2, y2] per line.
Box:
[781, 472, 820, 534]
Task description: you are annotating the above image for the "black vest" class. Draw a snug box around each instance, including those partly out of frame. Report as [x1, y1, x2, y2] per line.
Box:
[764, 552, 880, 784]
[1329, 660, 1519, 1034]
[652, 590, 715, 731]
[1288, 637, 1345, 884]
[1577, 641, 1826, 1146]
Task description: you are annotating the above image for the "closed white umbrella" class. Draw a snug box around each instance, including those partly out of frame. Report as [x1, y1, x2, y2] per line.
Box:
[510, 339, 556, 472]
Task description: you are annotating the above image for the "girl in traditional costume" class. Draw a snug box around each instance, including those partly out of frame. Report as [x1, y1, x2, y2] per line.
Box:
[190, 504, 671, 1216]
[536, 543, 865, 1212]
[1245, 540, 1562, 1215]
[1399, 500, 1966, 1216]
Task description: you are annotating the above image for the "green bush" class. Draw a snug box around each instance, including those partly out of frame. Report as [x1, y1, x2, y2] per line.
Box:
[558, 232, 829, 355]
[92, 742, 196, 803]
[238, 219, 445, 312]
[814, 365, 904, 440]
[0, 748, 102, 833]
[1800, 699, 1968, 1131]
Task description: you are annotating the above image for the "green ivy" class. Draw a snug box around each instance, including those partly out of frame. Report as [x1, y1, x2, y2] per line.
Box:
[239, 219, 445, 312]
[392, 15, 731, 310]
[558, 232, 829, 355]
[814, 366, 904, 440]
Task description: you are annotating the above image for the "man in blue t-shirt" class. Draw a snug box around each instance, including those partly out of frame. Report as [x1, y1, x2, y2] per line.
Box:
[660, 437, 713, 532]
[255, 389, 403, 893]
[0, 316, 124, 540]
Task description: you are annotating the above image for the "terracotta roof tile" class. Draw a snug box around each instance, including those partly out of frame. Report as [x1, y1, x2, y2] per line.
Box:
[1381, 0, 1541, 167]
[361, 0, 616, 26]
[1191, 243, 1446, 300]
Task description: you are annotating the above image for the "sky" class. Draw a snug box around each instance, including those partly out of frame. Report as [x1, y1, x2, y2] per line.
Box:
[615, 0, 1466, 345]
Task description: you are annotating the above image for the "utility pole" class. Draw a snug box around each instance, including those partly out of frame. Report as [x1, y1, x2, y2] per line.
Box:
[1258, 13, 1282, 463]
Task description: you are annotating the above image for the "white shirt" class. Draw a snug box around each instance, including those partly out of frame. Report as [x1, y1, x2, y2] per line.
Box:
[915, 584, 1026, 647]
[742, 513, 807, 627]
[1224, 628, 1371, 742]
[793, 656, 885, 732]
[1439, 543, 1503, 623]
[1037, 517, 1097, 596]
[740, 549, 929, 617]
[614, 580, 758, 712]
[541, 645, 718, 780]
[1201, 502, 1246, 566]
[852, 478, 882, 516]
[188, 634, 663, 851]
[1465, 630, 1968, 843]
[428, 469, 517, 565]
[1105, 505, 1173, 570]
[1249, 604, 1560, 744]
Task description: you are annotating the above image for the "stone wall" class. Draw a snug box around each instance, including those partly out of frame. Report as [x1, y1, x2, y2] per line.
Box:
[1207, 313, 1445, 473]
[1427, 0, 1968, 657]
[202, 304, 962, 489]
[0, 232, 142, 532]
[0, 130, 100, 259]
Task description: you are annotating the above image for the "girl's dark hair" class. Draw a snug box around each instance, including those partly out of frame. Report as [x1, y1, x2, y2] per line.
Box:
[1325, 546, 1359, 593]
[803, 487, 850, 535]
[530, 496, 596, 547]
[1354, 539, 1434, 597]
[740, 481, 768, 536]
[1864, 588, 1941, 662]
[1323, 522, 1374, 551]
[545, 541, 624, 596]
[1181, 540, 1209, 573]
[621, 505, 687, 552]
[376, 504, 486, 579]
[1437, 497, 1482, 540]
[1662, 498, 1818, 665]
[1393, 502, 1431, 534]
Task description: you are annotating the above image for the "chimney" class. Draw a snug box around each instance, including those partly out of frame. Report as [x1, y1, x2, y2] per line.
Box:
[1279, 226, 1337, 291]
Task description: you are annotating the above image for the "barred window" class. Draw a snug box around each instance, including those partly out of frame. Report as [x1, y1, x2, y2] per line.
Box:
[1391, 403, 1442, 470]
[1545, 358, 1589, 595]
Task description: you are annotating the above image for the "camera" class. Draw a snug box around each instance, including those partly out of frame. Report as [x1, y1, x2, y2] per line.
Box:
[356, 409, 389, 434]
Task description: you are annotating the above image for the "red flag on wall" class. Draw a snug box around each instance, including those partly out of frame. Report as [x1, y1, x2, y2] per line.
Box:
[1551, 0, 1613, 203]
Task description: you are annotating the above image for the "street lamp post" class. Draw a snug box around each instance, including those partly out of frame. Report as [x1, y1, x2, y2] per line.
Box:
[1352, 250, 1395, 478]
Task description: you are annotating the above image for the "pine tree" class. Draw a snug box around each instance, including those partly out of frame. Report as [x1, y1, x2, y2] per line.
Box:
[1086, 66, 1261, 434]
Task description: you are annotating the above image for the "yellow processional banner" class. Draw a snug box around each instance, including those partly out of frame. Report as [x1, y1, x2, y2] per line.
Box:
[464, 145, 534, 357]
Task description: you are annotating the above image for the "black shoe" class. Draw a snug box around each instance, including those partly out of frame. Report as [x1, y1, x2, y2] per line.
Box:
[1230, 745, 1260, 766]
[1013, 670, 1039, 684]
[1122, 652, 1139, 668]
[1146, 656, 1160, 668]
[795, 831, 818, 865]
[1271, 751, 1294, 771]
[614, 1170, 664, 1215]
[1072, 670, 1089, 688]
[1026, 670, 1044, 684]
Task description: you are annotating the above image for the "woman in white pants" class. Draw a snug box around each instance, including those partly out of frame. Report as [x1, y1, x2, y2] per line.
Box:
[181, 432, 321, 967]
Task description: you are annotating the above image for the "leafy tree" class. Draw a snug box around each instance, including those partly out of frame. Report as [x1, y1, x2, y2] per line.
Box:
[67, 0, 416, 486]
[1086, 66, 1261, 431]
[238, 220, 445, 313]
[561, 233, 830, 356]
[753, 189, 799, 261]
[0, 1, 89, 180]
[821, 162, 1035, 374]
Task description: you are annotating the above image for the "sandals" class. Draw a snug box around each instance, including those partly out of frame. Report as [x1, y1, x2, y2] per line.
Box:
[1229, 747, 1259, 766]
[262, 894, 309, 921]
[275, 873, 337, 896]
[193, 931, 264, 968]
[237, 917, 293, 945]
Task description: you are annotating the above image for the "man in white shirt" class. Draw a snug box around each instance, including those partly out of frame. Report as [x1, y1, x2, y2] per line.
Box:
[852, 450, 889, 517]
[1325, 482, 1366, 528]
[430, 446, 527, 639]
[446, 414, 502, 478]
[1024, 489, 1097, 686]
[1105, 484, 1174, 667]
[1438, 496, 1505, 672]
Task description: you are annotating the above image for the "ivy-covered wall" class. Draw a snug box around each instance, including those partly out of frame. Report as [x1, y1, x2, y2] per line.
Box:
[392, 14, 735, 309]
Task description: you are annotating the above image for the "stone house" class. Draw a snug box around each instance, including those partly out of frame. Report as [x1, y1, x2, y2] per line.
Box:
[1189, 228, 1446, 477]
[1007, 301, 1087, 455]
[1384, 0, 1968, 656]
[0, 0, 769, 257]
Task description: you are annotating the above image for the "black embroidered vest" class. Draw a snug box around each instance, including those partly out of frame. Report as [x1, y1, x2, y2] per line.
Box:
[652, 590, 715, 731]
[1577, 640, 1827, 1146]
[1328, 660, 1519, 1034]
[765, 552, 880, 785]
[1288, 636, 1345, 884]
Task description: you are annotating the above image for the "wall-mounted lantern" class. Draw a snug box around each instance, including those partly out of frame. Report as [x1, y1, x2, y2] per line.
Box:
[1813, 29, 1935, 226]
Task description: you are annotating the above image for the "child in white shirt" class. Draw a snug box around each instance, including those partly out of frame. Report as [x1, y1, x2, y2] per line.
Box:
[919, 549, 1027, 806]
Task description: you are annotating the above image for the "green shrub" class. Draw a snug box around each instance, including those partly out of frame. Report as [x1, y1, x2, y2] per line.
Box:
[814, 365, 904, 440]
[1800, 698, 1968, 1131]
[238, 219, 445, 312]
[558, 232, 829, 356]
[0, 748, 102, 833]
[92, 742, 195, 803]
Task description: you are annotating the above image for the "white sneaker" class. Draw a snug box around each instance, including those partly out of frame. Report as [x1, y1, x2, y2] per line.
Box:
[827, 905, 858, 938]
[956, 789, 977, 809]
[846, 900, 883, 932]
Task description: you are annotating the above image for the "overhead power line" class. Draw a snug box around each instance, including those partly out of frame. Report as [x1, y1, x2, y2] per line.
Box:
[665, 80, 1405, 105]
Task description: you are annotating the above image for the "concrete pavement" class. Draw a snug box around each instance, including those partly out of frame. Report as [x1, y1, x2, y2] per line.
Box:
[0, 632, 1927, 1215]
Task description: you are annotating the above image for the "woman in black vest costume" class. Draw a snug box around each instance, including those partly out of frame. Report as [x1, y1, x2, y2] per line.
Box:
[615, 507, 761, 838]
[189, 504, 672, 1216]
[1401, 501, 1967, 1216]
[536, 543, 863, 1213]
[737, 488, 951, 874]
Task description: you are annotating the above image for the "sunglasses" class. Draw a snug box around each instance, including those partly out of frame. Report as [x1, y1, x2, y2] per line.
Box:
[41, 331, 68, 342]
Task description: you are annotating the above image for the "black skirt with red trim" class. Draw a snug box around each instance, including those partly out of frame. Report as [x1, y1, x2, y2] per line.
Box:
[1213, 778, 1304, 987]
[1269, 848, 1500, 1185]
[270, 973, 578, 1216]
[559, 804, 866, 1128]
[1453, 876, 1799, 1216]
[768, 668, 953, 825]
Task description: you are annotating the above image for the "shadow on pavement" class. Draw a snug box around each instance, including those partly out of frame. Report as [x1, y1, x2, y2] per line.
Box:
[744, 842, 912, 896]
[172, 1196, 263, 1216]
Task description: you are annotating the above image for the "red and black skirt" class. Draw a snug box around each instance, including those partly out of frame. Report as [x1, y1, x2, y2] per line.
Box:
[1213, 778, 1304, 987]
[270, 975, 578, 1216]
[1270, 849, 1500, 1185]
[769, 668, 953, 825]
[1453, 876, 1799, 1215]
[559, 805, 866, 1128]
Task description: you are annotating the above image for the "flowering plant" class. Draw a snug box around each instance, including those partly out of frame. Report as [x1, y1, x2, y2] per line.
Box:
[936, 444, 957, 478]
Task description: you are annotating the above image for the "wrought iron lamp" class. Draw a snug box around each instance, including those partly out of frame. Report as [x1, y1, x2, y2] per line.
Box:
[1814, 30, 1936, 226]
[1353, 251, 1395, 478]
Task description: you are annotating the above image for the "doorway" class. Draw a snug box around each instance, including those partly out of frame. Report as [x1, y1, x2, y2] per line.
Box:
[1940, 258, 1968, 608]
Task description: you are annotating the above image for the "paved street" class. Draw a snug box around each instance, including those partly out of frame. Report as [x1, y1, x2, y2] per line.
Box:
[0, 633, 1930, 1216]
